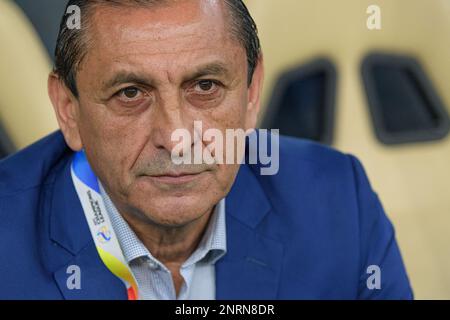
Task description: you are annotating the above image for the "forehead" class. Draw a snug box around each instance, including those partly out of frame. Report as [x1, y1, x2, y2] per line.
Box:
[81, 0, 245, 81]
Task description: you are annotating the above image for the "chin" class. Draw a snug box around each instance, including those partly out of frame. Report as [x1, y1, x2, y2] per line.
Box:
[132, 194, 214, 227]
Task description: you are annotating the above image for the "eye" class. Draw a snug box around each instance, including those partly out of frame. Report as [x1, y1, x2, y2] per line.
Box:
[117, 86, 144, 101]
[185, 79, 225, 108]
[194, 80, 217, 93]
[123, 87, 139, 98]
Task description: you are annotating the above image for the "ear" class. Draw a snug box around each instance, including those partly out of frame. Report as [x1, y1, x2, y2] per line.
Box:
[48, 73, 83, 151]
[245, 54, 264, 131]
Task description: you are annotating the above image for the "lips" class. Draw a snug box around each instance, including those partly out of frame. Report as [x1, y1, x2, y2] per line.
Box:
[142, 171, 207, 185]
[152, 171, 204, 177]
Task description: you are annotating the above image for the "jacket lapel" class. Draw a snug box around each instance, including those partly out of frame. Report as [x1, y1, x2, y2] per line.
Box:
[40, 154, 126, 299]
[216, 164, 284, 300]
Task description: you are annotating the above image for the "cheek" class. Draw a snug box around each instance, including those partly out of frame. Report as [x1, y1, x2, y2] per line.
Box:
[222, 93, 248, 128]
[97, 138, 146, 193]
[194, 91, 248, 134]
[195, 94, 249, 171]
[77, 103, 150, 191]
[213, 163, 241, 195]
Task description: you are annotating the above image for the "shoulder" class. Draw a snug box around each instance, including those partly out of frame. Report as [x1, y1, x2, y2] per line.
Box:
[249, 132, 360, 190]
[246, 132, 373, 225]
[0, 131, 71, 196]
[278, 134, 351, 169]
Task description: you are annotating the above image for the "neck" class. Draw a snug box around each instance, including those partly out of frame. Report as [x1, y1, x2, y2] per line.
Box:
[120, 207, 214, 297]
[119, 205, 214, 266]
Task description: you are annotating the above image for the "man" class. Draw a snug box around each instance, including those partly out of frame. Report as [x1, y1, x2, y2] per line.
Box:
[0, 0, 412, 299]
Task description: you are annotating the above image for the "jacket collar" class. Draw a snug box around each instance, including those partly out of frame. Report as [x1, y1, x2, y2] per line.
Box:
[216, 164, 284, 299]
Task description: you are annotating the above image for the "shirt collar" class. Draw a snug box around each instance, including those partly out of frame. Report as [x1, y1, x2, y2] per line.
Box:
[99, 182, 227, 267]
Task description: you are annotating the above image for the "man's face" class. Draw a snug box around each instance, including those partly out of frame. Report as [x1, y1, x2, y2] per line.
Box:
[55, 0, 263, 227]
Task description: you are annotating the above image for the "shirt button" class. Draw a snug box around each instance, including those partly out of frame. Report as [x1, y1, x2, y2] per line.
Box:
[148, 261, 159, 270]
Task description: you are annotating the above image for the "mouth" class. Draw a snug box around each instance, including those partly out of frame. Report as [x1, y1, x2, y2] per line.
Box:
[141, 171, 207, 185]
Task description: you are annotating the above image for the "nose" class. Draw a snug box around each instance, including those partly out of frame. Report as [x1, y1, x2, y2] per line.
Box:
[150, 90, 194, 155]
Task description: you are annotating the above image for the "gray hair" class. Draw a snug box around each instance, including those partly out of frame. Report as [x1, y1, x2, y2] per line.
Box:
[54, 0, 261, 97]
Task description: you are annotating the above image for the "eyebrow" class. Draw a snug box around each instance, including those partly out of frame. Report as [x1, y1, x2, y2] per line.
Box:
[101, 72, 155, 91]
[101, 61, 232, 91]
[185, 62, 231, 81]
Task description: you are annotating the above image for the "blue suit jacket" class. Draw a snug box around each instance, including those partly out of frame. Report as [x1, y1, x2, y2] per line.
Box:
[0, 131, 413, 299]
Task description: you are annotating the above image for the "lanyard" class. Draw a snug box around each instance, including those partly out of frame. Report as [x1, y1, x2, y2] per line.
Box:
[71, 150, 139, 300]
